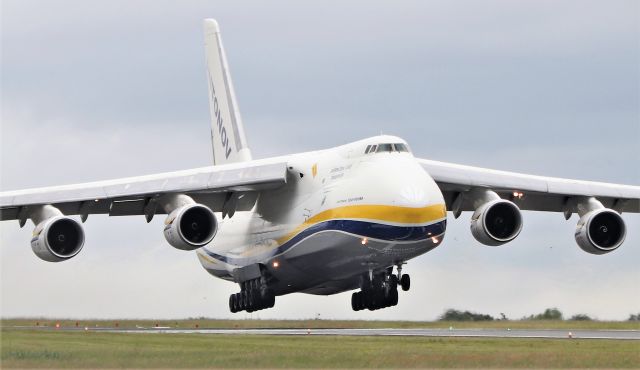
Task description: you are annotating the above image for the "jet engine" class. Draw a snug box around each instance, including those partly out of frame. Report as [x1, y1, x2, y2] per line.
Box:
[163, 203, 218, 250]
[31, 216, 85, 262]
[470, 199, 523, 246]
[575, 208, 626, 255]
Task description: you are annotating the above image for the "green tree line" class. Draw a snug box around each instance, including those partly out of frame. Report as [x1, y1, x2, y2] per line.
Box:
[439, 308, 640, 322]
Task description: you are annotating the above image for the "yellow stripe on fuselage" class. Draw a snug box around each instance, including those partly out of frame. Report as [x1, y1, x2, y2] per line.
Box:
[197, 251, 219, 265]
[276, 203, 446, 245]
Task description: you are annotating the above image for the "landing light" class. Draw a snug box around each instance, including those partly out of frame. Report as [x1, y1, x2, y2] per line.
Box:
[512, 191, 524, 200]
[361, 238, 368, 245]
[431, 237, 439, 244]
[272, 261, 280, 268]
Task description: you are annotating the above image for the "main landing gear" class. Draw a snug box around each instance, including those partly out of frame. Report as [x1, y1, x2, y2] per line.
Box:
[351, 265, 411, 311]
[229, 277, 275, 313]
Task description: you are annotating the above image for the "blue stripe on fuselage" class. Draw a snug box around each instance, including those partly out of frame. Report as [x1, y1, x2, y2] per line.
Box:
[202, 219, 446, 265]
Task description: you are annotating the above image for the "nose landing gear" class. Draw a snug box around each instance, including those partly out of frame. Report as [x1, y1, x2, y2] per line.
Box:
[351, 266, 409, 311]
[397, 263, 411, 291]
[400, 273, 410, 291]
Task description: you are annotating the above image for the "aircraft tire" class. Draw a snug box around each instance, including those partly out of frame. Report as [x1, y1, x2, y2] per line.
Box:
[229, 294, 237, 313]
[367, 292, 378, 311]
[390, 274, 399, 288]
[376, 290, 385, 309]
[390, 288, 399, 306]
[241, 291, 249, 309]
[248, 291, 256, 309]
[248, 291, 257, 310]
[260, 288, 269, 301]
[260, 291, 268, 309]
[231, 293, 239, 312]
[352, 292, 360, 310]
[383, 286, 391, 299]
[351, 292, 359, 311]
[358, 292, 364, 311]
[400, 274, 411, 291]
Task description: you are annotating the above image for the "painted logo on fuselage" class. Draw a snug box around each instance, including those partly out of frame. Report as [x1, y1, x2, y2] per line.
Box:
[208, 74, 233, 159]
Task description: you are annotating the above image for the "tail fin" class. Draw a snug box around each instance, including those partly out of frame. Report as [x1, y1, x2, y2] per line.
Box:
[203, 19, 252, 165]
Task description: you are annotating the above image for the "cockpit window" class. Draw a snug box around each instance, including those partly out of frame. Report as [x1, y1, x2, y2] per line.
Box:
[364, 142, 410, 155]
[393, 143, 409, 152]
[376, 143, 394, 153]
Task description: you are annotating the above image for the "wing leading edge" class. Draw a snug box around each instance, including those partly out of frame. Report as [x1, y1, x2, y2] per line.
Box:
[419, 158, 640, 214]
[0, 161, 288, 222]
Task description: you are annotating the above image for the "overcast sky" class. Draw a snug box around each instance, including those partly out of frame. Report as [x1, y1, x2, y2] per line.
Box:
[1, 0, 638, 321]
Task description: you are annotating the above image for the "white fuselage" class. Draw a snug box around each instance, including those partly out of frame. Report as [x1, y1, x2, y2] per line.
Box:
[195, 135, 447, 295]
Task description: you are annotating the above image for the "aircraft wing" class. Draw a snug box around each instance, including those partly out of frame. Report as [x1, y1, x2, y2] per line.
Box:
[0, 161, 288, 222]
[418, 158, 640, 215]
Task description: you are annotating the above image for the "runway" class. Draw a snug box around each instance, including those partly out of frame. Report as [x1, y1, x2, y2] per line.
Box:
[69, 327, 640, 340]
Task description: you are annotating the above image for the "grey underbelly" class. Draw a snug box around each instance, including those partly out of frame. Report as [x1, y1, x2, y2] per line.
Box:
[269, 230, 443, 295]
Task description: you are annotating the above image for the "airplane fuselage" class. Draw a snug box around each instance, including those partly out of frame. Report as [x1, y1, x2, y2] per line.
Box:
[196, 135, 447, 295]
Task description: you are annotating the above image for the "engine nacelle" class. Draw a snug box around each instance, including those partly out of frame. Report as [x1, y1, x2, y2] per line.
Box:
[163, 203, 218, 250]
[575, 208, 626, 255]
[471, 199, 523, 246]
[31, 216, 85, 262]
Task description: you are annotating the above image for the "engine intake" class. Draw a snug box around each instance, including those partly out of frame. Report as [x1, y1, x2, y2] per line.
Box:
[164, 203, 218, 250]
[575, 208, 626, 255]
[471, 199, 523, 246]
[31, 216, 85, 262]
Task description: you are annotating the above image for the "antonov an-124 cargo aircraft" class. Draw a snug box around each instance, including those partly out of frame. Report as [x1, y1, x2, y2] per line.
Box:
[1, 20, 638, 313]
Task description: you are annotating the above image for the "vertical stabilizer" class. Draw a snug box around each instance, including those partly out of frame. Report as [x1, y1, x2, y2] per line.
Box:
[203, 19, 252, 165]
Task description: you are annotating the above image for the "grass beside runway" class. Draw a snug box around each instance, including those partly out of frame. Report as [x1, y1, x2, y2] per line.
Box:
[2, 329, 640, 368]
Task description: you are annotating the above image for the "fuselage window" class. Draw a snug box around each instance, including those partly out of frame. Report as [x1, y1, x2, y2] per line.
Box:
[376, 143, 393, 153]
[365, 145, 372, 154]
[370, 144, 377, 153]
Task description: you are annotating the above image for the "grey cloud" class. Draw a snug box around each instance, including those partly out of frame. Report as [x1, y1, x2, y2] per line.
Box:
[1, 0, 638, 320]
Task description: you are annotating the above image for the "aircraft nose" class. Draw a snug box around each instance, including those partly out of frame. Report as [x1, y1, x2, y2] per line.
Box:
[361, 157, 445, 209]
[354, 156, 447, 247]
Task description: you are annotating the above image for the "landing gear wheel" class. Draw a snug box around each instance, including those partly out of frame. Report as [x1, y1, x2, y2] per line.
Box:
[236, 292, 242, 310]
[390, 288, 399, 306]
[229, 294, 237, 313]
[232, 293, 240, 312]
[356, 292, 364, 310]
[390, 274, 399, 288]
[368, 291, 381, 311]
[241, 291, 249, 309]
[400, 274, 411, 291]
[351, 292, 359, 311]
[350, 269, 407, 311]
[248, 291, 255, 308]
[229, 275, 278, 313]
